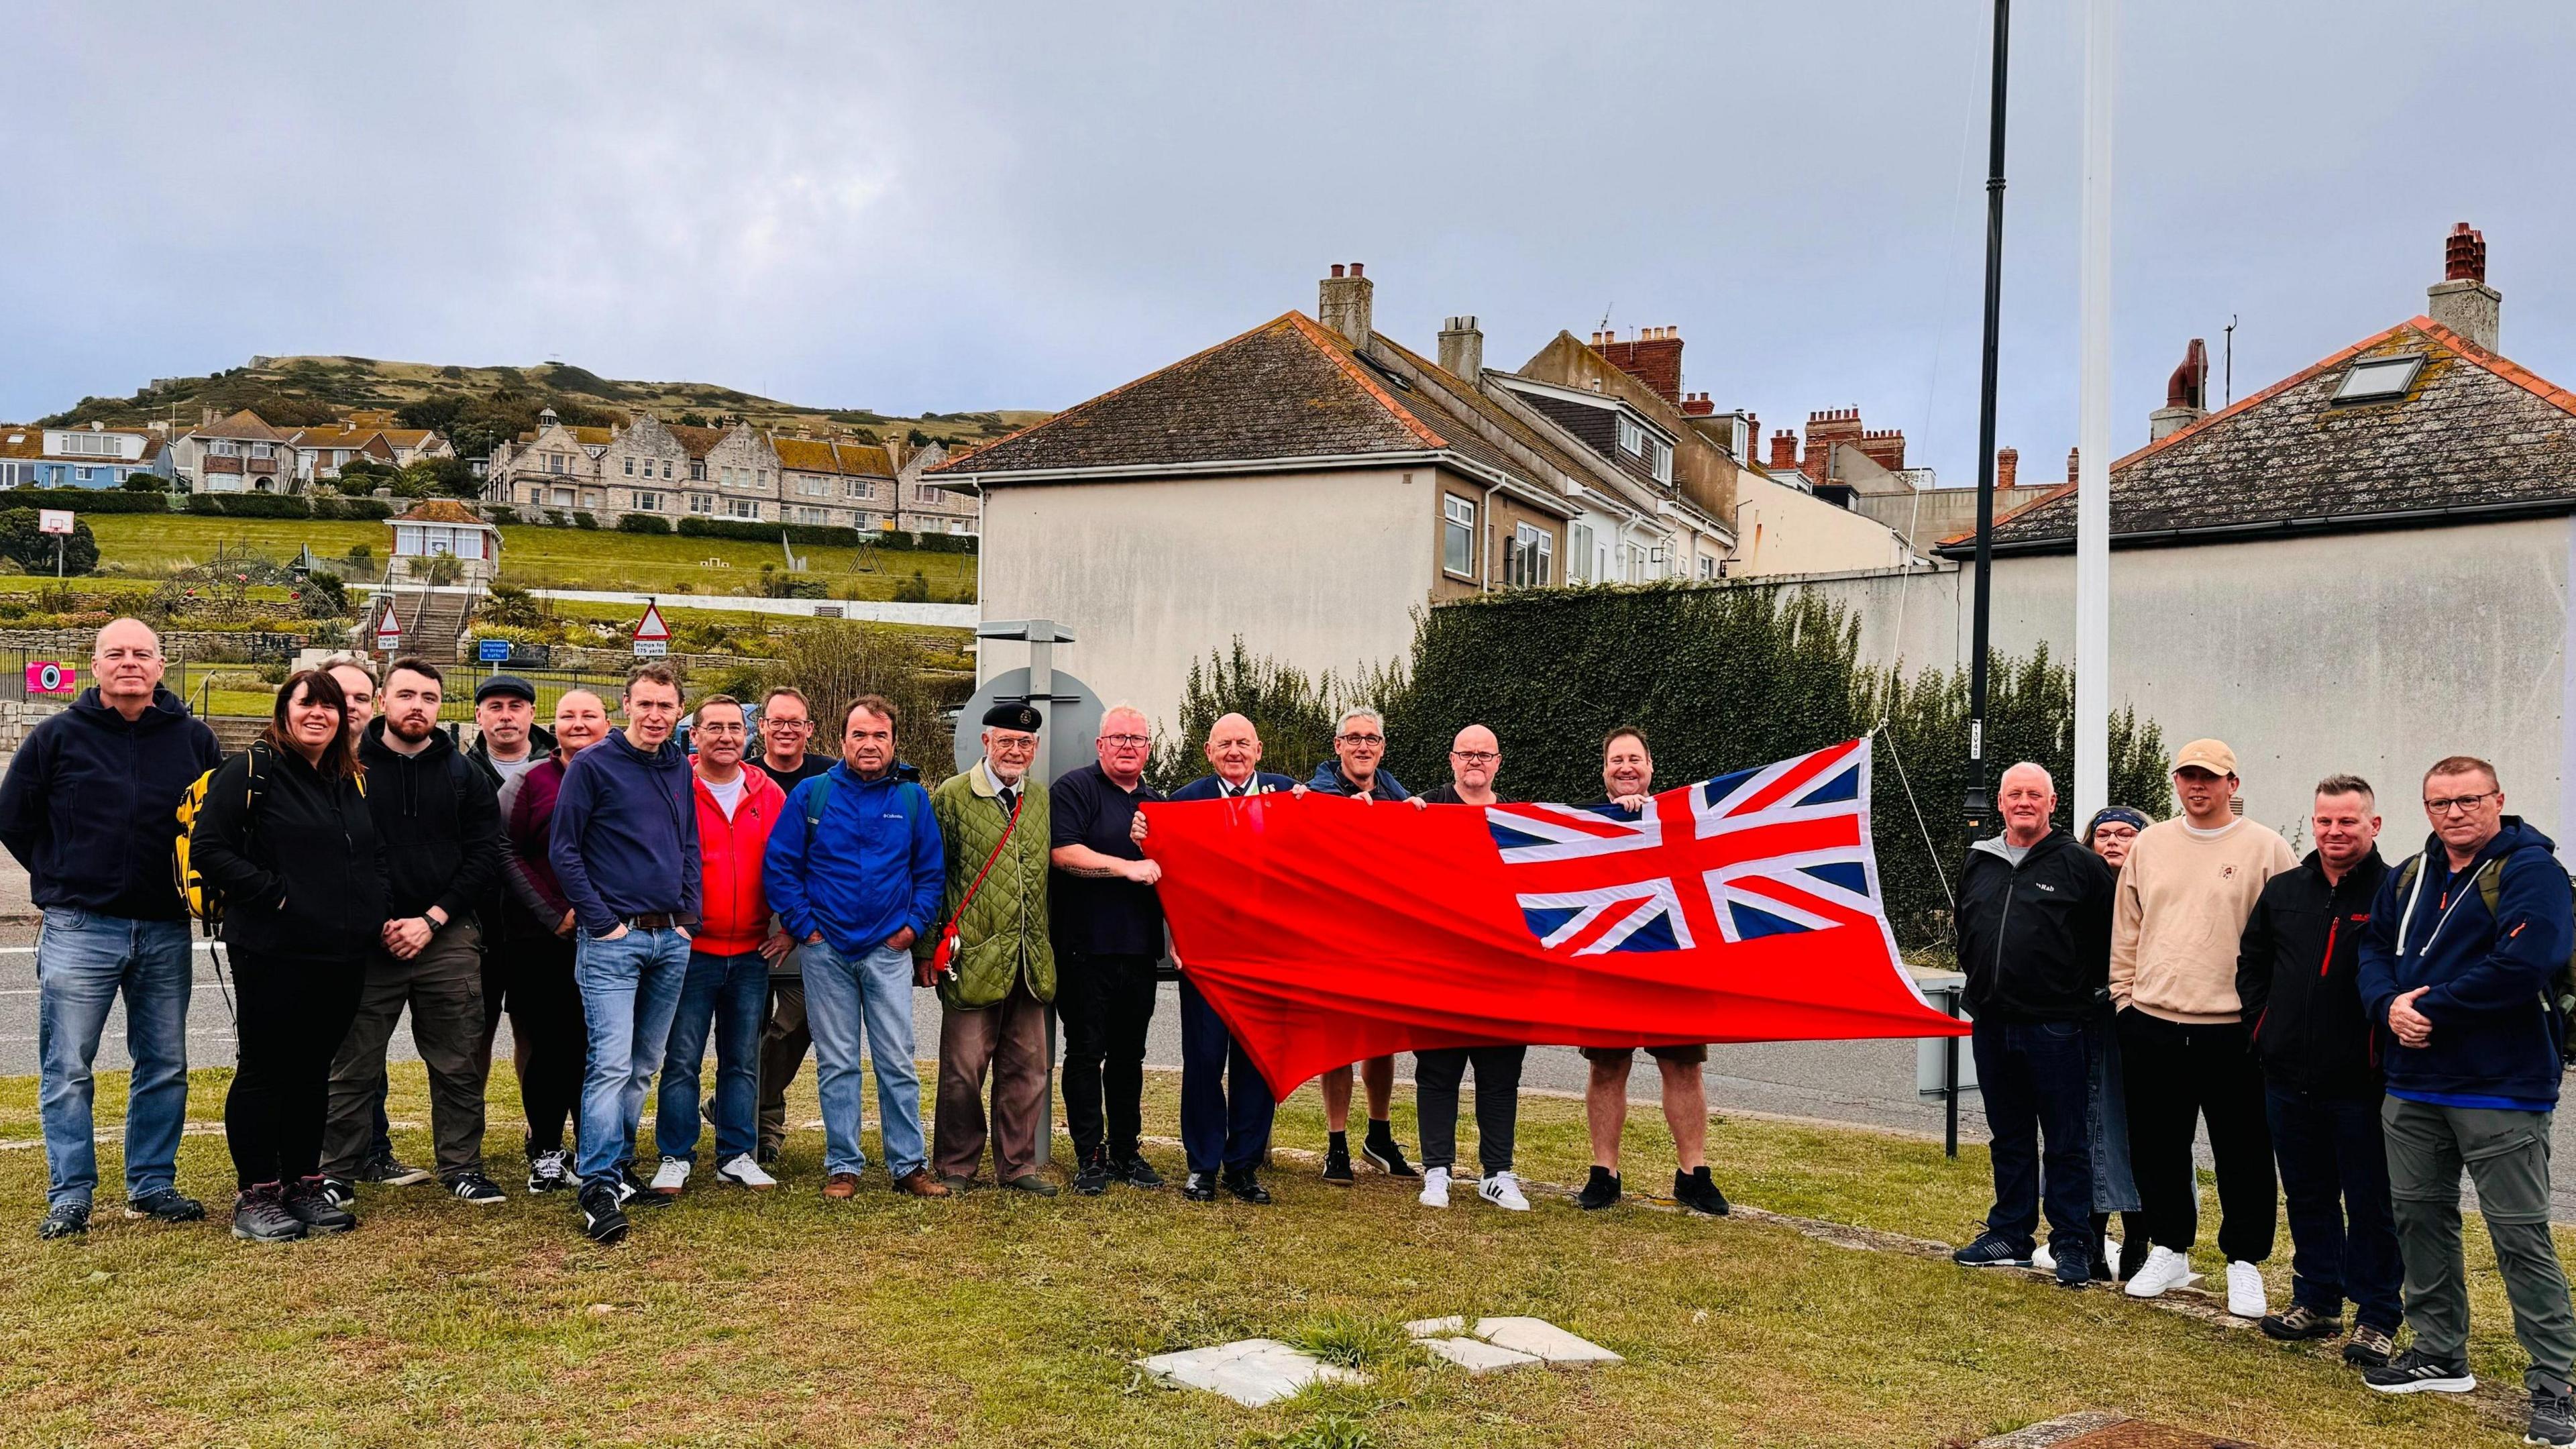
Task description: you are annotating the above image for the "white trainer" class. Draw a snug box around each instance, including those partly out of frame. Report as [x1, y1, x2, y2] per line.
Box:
[2032, 1242, 2055, 1273]
[1419, 1166, 1451, 1208]
[649, 1156, 691, 1195]
[1478, 1172, 1531, 1212]
[716, 1154, 777, 1190]
[2226, 1260, 2268, 1318]
[2125, 1245, 2202, 1299]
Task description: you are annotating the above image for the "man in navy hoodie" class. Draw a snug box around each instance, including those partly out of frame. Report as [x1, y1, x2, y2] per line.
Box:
[0, 619, 220, 1240]
[2357, 755, 2576, 1445]
[1301, 706, 1418, 1185]
[549, 662, 701, 1244]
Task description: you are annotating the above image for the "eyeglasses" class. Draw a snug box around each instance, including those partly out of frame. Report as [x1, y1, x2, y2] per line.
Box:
[764, 718, 812, 732]
[1100, 733, 1150, 748]
[990, 736, 1038, 753]
[1338, 733, 1385, 746]
[2424, 792, 2496, 816]
[1450, 750, 1498, 763]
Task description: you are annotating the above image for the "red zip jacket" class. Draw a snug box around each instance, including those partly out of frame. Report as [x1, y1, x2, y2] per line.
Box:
[694, 765, 788, 955]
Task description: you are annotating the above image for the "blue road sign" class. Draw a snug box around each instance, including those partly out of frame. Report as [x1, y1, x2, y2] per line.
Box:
[476, 639, 513, 663]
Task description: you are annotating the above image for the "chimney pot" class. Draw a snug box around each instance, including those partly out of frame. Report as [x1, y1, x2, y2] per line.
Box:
[1330, 263, 1345, 278]
[2066, 447, 2081, 484]
[1996, 447, 2019, 491]
[2445, 222, 2486, 283]
[2428, 223, 2502, 352]
[1318, 262, 1375, 345]
[1349, 262, 1364, 278]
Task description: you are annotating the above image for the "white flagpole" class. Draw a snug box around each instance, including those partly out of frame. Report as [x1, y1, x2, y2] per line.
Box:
[2074, 0, 2115, 825]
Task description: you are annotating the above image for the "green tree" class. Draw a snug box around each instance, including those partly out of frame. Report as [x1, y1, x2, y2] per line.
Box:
[0, 509, 99, 576]
[121, 471, 166, 492]
[1144, 638, 1348, 792]
[760, 623, 959, 783]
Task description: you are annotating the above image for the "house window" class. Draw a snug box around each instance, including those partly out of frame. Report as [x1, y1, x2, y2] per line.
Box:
[798, 476, 825, 496]
[854, 513, 875, 529]
[633, 491, 663, 511]
[2332, 354, 2425, 403]
[914, 484, 945, 504]
[1507, 523, 1553, 588]
[547, 452, 566, 474]
[1699, 554, 1716, 578]
[690, 462, 706, 481]
[624, 457, 636, 476]
[1617, 416, 1644, 455]
[1646, 436, 1672, 482]
[212, 439, 238, 456]
[729, 498, 760, 520]
[845, 479, 873, 500]
[76, 467, 95, 483]
[690, 493, 714, 514]
[660, 460, 672, 478]
[1567, 523, 1595, 583]
[251, 443, 272, 459]
[1442, 494, 1476, 576]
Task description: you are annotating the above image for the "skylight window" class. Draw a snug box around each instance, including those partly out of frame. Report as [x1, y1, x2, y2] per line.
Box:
[2332, 354, 2424, 404]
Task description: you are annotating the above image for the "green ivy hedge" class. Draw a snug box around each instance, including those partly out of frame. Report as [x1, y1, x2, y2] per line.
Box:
[3, 488, 170, 513]
[177, 494, 393, 521]
[672, 517, 977, 553]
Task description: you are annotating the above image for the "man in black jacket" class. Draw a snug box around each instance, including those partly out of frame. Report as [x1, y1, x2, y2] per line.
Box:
[464, 675, 556, 1152]
[319, 659, 506, 1206]
[0, 619, 221, 1240]
[2236, 773, 2401, 1366]
[1951, 761, 2118, 1287]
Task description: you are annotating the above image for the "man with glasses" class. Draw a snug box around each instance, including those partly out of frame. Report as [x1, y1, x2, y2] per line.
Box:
[1160, 713, 1296, 1203]
[2357, 757, 2576, 1443]
[2112, 739, 2296, 1314]
[1050, 706, 1167, 1195]
[1303, 707, 1420, 1185]
[750, 686, 829, 1163]
[1413, 724, 1530, 1212]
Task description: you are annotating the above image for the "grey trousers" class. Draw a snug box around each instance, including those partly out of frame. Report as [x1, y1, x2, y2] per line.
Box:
[2384, 1095, 2576, 1390]
[757, 973, 810, 1152]
[934, 981, 1051, 1183]
[322, 924, 490, 1182]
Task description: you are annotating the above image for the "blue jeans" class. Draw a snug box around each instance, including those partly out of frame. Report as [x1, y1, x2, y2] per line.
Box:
[572, 927, 691, 1187]
[656, 950, 768, 1165]
[800, 940, 925, 1179]
[37, 912, 195, 1210]
[1972, 1016, 2094, 1258]
[2268, 1084, 2404, 1330]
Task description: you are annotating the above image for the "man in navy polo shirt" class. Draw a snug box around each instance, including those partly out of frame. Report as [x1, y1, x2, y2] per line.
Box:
[1050, 706, 1167, 1196]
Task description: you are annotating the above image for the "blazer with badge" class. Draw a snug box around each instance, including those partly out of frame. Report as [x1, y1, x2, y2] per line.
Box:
[1167, 771, 1298, 802]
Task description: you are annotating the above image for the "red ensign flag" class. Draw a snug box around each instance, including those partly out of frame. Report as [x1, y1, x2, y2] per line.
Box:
[1143, 737, 1966, 1096]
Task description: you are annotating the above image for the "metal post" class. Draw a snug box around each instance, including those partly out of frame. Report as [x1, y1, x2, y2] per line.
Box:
[1963, 0, 2012, 837]
[1943, 985, 1962, 1159]
[1025, 620, 1061, 1169]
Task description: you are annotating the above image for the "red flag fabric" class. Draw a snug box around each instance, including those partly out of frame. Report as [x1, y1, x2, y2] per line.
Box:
[1142, 737, 1966, 1097]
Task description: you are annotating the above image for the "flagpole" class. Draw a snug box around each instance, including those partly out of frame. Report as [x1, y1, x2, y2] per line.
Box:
[1962, 0, 2010, 842]
[2074, 0, 2115, 824]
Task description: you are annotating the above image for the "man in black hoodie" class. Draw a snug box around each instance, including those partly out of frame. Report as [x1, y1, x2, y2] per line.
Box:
[319, 659, 506, 1206]
[1950, 761, 2118, 1287]
[0, 619, 221, 1240]
[464, 675, 557, 1140]
[2235, 774, 2400, 1367]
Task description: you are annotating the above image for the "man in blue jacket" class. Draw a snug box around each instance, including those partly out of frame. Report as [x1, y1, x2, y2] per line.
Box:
[1302, 707, 1418, 1184]
[0, 619, 220, 1240]
[2356, 755, 2576, 1445]
[548, 662, 701, 1244]
[763, 693, 947, 1201]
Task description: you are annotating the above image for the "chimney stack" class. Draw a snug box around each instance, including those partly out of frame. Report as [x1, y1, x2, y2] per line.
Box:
[2427, 222, 2500, 352]
[1680, 392, 1715, 417]
[1595, 326, 1685, 407]
[1437, 315, 1483, 380]
[1319, 262, 1374, 346]
[2150, 337, 2210, 439]
[1769, 430, 1800, 472]
[2065, 447, 2080, 484]
[1801, 407, 1864, 484]
[1996, 446, 2019, 491]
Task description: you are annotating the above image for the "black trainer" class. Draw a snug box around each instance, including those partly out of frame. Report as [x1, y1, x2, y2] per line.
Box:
[1952, 1231, 2033, 1269]
[1113, 1156, 1165, 1189]
[1071, 1155, 1110, 1197]
[125, 1188, 207, 1224]
[38, 1202, 89, 1240]
[231, 1184, 307, 1244]
[449, 1173, 506, 1207]
[1223, 1167, 1273, 1205]
[1361, 1128, 1417, 1179]
[2259, 1304, 2343, 1342]
[2361, 1347, 2476, 1395]
[526, 1150, 573, 1195]
[2530, 1385, 2576, 1448]
[358, 1152, 431, 1187]
[1672, 1167, 1729, 1216]
[580, 1181, 629, 1245]
[284, 1178, 356, 1234]
[620, 1167, 672, 1209]
[1181, 1172, 1218, 1203]
[1321, 1143, 1354, 1186]
[317, 1175, 358, 1210]
[1577, 1167, 1622, 1210]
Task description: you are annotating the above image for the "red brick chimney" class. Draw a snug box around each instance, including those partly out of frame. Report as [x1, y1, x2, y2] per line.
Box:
[1768, 430, 1799, 472]
[1802, 408, 1864, 484]
[1856, 427, 1906, 473]
[1996, 447, 2019, 491]
[1595, 326, 1685, 407]
[2065, 447, 2080, 484]
[1680, 392, 1714, 417]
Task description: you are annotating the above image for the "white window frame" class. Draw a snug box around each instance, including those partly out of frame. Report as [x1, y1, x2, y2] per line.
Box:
[1442, 494, 1477, 578]
[1568, 522, 1595, 583]
[1508, 523, 1553, 588]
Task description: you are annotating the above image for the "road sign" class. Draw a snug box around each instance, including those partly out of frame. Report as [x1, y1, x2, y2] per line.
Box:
[37, 510, 74, 536]
[23, 661, 74, 694]
[373, 597, 403, 652]
[632, 599, 672, 659]
[477, 639, 513, 663]
[953, 666, 1101, 780]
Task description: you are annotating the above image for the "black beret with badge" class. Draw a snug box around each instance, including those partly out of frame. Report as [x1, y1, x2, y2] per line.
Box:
[982, 702, 1043, 732]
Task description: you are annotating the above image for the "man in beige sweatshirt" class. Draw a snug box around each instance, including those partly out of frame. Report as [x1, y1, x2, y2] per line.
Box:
[2112, 739, 2298, 1316]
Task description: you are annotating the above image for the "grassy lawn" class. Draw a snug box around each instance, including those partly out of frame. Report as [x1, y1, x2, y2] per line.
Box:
[0, 1065, 2543, 1448]
[71, 514, 977, 603]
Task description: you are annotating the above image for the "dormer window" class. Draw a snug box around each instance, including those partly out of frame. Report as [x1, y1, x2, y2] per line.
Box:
[2332, 354, 2424, 404]
[1615, 415, 1674, 482]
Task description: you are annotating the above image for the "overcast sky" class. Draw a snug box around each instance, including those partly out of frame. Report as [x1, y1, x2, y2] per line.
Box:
[12, 2, 2571, 480]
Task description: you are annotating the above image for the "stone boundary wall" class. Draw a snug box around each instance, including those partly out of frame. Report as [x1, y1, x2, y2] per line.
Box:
[0, 627, 313, 660]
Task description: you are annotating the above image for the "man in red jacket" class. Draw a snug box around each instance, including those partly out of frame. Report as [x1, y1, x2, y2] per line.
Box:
[649, 695, 792, 1193]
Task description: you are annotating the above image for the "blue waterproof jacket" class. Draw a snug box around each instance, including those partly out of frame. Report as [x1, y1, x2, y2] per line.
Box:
[1305, 759, 1407, 800]
[765, 761, 945, 955]
[2357, 817, 2573, 1108]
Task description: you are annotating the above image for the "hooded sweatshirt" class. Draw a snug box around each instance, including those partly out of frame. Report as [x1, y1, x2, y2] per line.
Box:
[2357, 818, 2573, 1110]
[2110, 815, 2298, 1024]
[358, 716, 503, 926]
[0, 686, 221, 920]
[548, 727, 700, 937]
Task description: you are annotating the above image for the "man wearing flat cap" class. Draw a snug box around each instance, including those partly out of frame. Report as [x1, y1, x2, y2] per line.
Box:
[922, 702, 1060, 1194]
[466, 674, 558, 1134]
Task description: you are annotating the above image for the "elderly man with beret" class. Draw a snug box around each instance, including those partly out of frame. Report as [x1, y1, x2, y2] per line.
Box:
[924, 703, 1061, 1195]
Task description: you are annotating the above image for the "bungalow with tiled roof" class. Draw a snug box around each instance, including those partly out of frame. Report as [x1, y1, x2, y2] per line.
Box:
[1923, 224, 2576, 829]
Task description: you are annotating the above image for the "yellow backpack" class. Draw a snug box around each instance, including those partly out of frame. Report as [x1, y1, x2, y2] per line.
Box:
[174, 745, 361, 928]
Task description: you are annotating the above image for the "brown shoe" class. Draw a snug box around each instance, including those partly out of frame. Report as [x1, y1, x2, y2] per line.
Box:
[894, 1169, 953, 1198]
[822, 1173, 860, 1200]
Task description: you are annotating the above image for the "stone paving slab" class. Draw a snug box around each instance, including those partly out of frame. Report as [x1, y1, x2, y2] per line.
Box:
[1417, 1336, 1542, 1373]
[1402, 1315, 1466, 1337]
[1471, 1316, 1623, 1364]
[1136, 1338, 1365, 1407]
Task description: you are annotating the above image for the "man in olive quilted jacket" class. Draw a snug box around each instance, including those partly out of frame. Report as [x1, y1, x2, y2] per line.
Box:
[921, 704, 1059, 1195]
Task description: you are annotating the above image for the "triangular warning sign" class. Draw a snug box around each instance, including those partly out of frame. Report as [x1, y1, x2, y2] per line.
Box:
[634, 600, 671, 642]
[374, 596, 402, 640]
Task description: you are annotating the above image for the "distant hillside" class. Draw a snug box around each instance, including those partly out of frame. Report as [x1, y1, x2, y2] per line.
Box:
[38, 355, 1049, 456]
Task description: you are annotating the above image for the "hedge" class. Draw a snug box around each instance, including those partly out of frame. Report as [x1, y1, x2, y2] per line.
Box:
[616, 513, 674, 534]
[175, 494, 395, 521]
[3, 488, 170, 514]
[674, 517, 976, 553]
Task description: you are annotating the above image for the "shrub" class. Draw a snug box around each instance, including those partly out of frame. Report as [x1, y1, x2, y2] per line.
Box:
[617, 513, 674, 535]
[295, 572, 350, 618]
[479, 582, 543, 627]
[572, 511, 600, 530]
[121, 472, 166, 492]
[0, 509, 101, 576]
[184, 493, 311, 519]
[1, 488, 168, 514]
[891, 569, 929, 602]
[759, 624, 960, 784]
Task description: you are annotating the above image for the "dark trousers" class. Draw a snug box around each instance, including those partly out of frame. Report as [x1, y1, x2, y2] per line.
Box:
[1415, 1044, 1524, 1177]
[475, 931, 584, 1156]
[1179, 977, 1273, 1174]
[224, 951, 365, 1189]
[1059, 951, 1157, 1165]
[2265, 1083, 2403, 1330]
[322, 926, 491, 1183]
[1972, 1017, 2094, 1254]
[2118, 1009, 2276, 1262]
[757, 975, 810, 1154]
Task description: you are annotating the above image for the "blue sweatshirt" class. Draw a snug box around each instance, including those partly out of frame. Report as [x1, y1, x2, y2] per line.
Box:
[764, 761, 945, 956]
[1305, 759, 1407, 800]
[547, 727, 700, 936]
[2357, 817, 2573, 1110]
[0, 686, 220, 921]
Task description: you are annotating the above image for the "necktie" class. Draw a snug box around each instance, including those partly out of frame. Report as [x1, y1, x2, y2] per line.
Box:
[999, 786, 1018, 816]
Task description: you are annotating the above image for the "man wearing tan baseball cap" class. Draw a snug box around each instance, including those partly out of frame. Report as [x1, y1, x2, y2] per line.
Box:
[2112, 737, 2298, 1317]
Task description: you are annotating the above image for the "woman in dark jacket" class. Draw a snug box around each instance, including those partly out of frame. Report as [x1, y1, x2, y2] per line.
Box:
[191, 669, 388, 1242]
